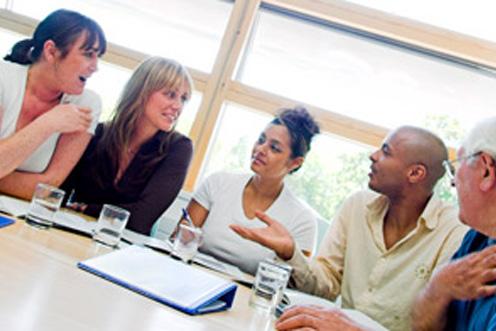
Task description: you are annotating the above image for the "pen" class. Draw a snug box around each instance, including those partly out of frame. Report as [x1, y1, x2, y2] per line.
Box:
[66, 189, 75, 207]
[181, 208, 194, 227]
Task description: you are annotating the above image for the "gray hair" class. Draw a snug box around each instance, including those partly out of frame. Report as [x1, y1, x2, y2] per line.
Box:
[462, 117, 496, 158]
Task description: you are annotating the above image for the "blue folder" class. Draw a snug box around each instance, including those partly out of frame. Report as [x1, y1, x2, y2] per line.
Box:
[0, 215, 15, 228]
[78, 245, 237, 315]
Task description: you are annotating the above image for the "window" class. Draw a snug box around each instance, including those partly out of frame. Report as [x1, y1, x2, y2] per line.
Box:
[0, 27, 23, 57]
[237, 7, 496, 146]
[175, 92, 202, 136]
[200, 103, 269, 179]
[346, 0, 496, 43]
[286, 132, 372, 221]
[85, 61, 131, 121]
[11, 0, 232, 72]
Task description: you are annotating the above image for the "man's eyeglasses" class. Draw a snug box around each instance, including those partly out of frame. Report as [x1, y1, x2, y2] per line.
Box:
[443, 151, 482, 180]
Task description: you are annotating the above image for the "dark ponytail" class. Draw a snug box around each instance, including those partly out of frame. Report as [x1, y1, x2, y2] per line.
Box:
[4, 39, 35, 64]
[4, 9, 106, 65]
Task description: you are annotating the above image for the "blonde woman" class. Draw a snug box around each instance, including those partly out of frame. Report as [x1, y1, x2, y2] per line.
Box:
[63, 57, 193, 235]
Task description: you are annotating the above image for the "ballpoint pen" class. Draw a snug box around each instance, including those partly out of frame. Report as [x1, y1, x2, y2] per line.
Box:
[181, 208, 194, 227]
[66, 189, 75, 207]
[169, 208, 196, 243]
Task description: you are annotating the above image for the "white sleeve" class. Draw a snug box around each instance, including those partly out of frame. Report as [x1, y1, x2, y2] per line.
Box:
[192, 172, 222, 211]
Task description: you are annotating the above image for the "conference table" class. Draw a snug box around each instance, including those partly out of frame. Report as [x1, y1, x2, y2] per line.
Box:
[0, 218, 275, 331]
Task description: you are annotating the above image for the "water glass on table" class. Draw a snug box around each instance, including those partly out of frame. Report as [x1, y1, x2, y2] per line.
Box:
[26, 183, 65, 229]
[172, 223, 203, 263]
[249, 259, 292, 314]
[92, 204, 130, 248]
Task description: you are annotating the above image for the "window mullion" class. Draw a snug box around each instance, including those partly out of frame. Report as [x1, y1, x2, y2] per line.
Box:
[184, 0, 262, 191]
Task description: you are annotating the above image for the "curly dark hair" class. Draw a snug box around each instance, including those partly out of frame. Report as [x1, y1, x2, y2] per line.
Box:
[271, 106, 320, 173]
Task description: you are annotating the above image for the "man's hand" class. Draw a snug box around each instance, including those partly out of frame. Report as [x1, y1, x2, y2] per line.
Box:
[276, 305, 365, 331]
[229, 210, 295, 260]
[431, 244, 496, 302]
[412, 245, 496, 331]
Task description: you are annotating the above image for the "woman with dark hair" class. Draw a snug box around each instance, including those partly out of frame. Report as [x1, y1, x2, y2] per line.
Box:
[62, 56, 194, 235]
[181, 107, 320, 275]
[0, 9, 106, 199]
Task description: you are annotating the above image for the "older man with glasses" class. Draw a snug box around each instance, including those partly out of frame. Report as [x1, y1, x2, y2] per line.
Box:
[413, 117, 496, 331]
[443, 151, 483, 186]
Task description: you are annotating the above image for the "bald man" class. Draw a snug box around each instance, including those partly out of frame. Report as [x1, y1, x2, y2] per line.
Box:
[231, 126, 468, 331]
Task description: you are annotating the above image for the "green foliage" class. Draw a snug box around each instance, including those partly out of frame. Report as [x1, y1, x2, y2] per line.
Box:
[423, 114, 465, 205]
[423, 114, 465, 146]
[287, 151, 369, 221]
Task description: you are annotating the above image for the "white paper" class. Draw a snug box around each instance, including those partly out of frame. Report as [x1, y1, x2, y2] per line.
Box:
[0, 195, 30, 217]
[53, 211, 96, 235]
[283, 289, 387, 331]
[121, 229, 173, 253]
[193, 252, 254, 285]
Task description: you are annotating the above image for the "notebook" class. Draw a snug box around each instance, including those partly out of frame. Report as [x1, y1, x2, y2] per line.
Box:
[78, 245, 237, 315]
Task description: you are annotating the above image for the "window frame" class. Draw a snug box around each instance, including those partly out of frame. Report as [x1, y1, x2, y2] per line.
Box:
[2, 0, 496, 190]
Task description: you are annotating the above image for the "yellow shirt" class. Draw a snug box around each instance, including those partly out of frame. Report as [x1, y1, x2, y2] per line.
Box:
[288, 190, 468, 331]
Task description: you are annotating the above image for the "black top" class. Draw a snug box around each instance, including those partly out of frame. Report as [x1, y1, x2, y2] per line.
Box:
[62, 123, 193, 235]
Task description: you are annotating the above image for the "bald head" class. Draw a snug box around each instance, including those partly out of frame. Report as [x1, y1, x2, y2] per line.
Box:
[392, 126, 448, 190]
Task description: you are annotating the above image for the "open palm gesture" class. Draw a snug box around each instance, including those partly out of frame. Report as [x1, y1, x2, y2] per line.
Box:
[230, 210, 295, 260]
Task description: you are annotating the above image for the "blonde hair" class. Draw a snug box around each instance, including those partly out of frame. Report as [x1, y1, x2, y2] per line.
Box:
[108, 56, 193, 150]
[93, 56, 193, 187]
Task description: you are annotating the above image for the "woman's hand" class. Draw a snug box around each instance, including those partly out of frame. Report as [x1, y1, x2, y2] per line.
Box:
[40, 104, 93, 133]
[230, 210, 295, 260]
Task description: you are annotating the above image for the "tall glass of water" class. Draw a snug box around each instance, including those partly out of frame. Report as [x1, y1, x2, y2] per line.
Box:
[249, 259, 292, 313]
[26, 183, 65, 229]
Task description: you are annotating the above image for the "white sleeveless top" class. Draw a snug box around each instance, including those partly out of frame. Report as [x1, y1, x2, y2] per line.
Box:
[0, 60, 101, 173]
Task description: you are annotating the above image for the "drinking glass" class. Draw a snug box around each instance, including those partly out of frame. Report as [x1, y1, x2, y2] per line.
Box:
[26, 183, 65, 229]
[92, 204, 130, 248]
[172, 223, 203, 263]
[249, 259, 292, 313]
